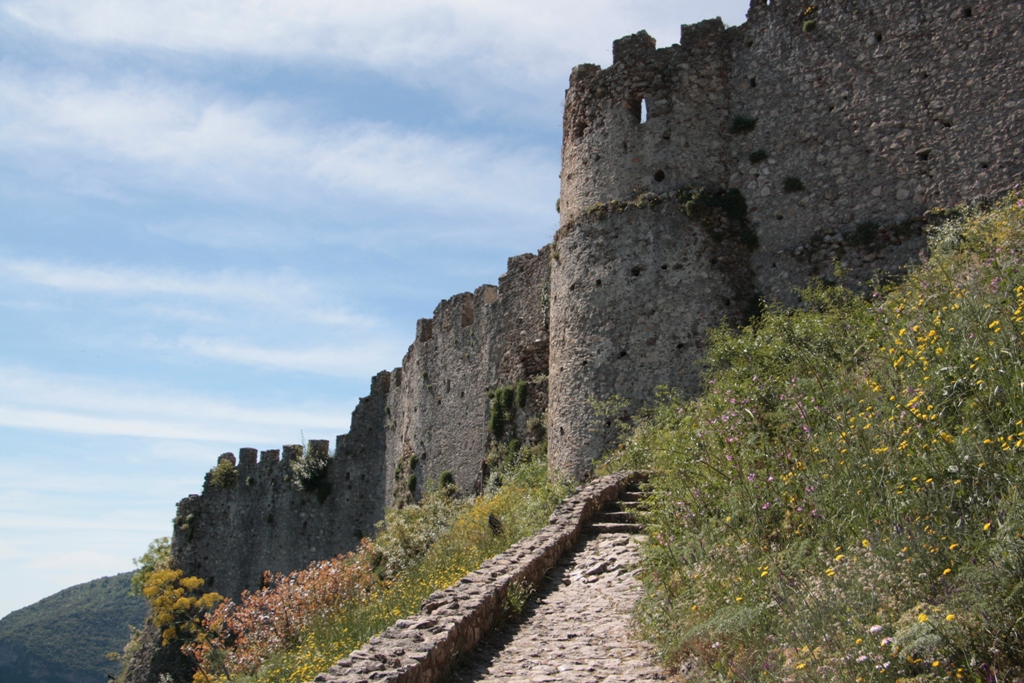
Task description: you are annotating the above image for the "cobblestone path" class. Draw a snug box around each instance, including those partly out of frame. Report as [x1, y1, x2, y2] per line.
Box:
[448, 532, 667, 683]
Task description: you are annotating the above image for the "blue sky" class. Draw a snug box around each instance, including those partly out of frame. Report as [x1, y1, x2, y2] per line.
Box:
[0, 0, 750, 618]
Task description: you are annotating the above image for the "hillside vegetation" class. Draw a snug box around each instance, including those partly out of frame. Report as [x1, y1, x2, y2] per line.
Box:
[142, 453, 567, 683]
[0, 572, 147, 683]
[610, 193, 1024, 681]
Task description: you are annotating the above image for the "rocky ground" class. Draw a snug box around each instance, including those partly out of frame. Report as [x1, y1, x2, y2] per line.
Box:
[447, 532, 666, 683]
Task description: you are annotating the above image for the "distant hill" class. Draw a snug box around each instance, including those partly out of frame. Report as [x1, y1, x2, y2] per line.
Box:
[0, 572, 147, 683]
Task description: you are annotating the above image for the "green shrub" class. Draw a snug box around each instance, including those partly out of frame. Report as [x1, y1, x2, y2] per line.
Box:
[290, 442, 330, 492]
[209, 460, 238, 489]
[407, 474, 417, 493]
[488, 385, 517, 439]
[624, 192, 1024, 681]
[802, 19, 817, 32]
[515, 380, 528, 408]
[130, 537, 171, 595]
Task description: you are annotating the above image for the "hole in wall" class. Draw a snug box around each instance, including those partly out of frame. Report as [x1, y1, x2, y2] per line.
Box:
[711, 258, 719, 266]
[961, 6, 972, 17]
[676, 342, 685, 349]
[724, 298, 732, 307]
[619, 350, 628, 358]
[640, 98, 648, 124]
[653, 169, 665, 182]
[874, 31, 883, 43]
[596, 279, 602, 286]
[749, 76, 757, 88]
[630, 266, 642, 276]
[660, 264, 668, 270]
[776, 214, 784, 220]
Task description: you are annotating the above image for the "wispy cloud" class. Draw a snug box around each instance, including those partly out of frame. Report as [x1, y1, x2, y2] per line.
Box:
[174, 336, 405, 377]
[1, 0, 750, 95]
[0, 67, 557, 214]
[0, 256, 373, 327]
[0, 365, 352, 441]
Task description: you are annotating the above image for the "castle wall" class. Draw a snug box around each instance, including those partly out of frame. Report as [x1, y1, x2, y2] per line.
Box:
[168, 0, 1024, 600]
[171, 372, 389, 600]
[172, 250, 552, 598]
[383, 247, 551, 507]
[548, 201, 754, 478]
[559, 20, 733, 224]
[733, 0, 1024, 301]
[548, 0, 1024, 476]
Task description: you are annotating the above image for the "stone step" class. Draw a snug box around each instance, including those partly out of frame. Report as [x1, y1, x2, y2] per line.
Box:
[619, 490, 644, 503]
[588, 521, 643, 534]
[602, 498, 640, 511]
[594, 510, 636, 523]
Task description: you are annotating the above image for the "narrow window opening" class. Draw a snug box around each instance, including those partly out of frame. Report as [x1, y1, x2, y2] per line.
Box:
[640, 98, 648, 124]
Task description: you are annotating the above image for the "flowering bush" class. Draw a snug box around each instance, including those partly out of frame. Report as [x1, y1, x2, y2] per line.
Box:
[624, 193, 1024, 681]
[190, 454, 568, 683]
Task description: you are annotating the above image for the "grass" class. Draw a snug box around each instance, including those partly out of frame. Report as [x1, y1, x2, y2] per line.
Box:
[192, 453, 569, 683]
[608, 192, 1024, 681]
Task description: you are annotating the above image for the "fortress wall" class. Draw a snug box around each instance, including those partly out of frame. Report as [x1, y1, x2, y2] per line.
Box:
[382, 247, 551, 507]
[559, 20, 733, 224]
[171, 372, 390, 600]
[168, 0, 1024, 599]
[548, 202, 753, 478]
[547, 0, 1024, 478]
[734, 0, 1024, 301]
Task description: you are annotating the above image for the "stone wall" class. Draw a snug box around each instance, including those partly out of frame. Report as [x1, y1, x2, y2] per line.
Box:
[548, 0, 1024, 474]
[169, 0, 1024, 601]
[383, 247, 551, 507]
[171, 372, 389, 600]
[172, 247, 552, 599]
[548, 199, 754, 478]
[311, 471, 640, 683]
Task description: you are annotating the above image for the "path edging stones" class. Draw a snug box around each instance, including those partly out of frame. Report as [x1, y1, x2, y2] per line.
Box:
[310, 470, 642, 683]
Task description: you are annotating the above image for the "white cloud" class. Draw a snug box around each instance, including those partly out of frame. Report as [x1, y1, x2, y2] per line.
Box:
[0, 256, 375, 328]
[0, 365, 352, 441]
[2, 0, 751, 94]
[175, 336, 404, 377]
[0, 67, 557, 214]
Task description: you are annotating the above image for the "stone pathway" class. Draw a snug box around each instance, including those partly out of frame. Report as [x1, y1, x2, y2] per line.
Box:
[447, 532, 667, 683]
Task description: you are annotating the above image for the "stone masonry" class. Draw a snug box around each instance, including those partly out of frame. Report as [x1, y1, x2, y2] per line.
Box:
[308, 472, 642, 683]
[169, 0, 1024, 603]
[447, 532, 664, 683]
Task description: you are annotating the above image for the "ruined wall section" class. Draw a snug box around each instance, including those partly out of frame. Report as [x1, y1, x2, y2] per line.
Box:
[171, 371, 390, 600]
[548, 201, 754, 478]
[383, 248, 551, 507]
[559, 20, 733, 224]
[733, 0, 1024, 302]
